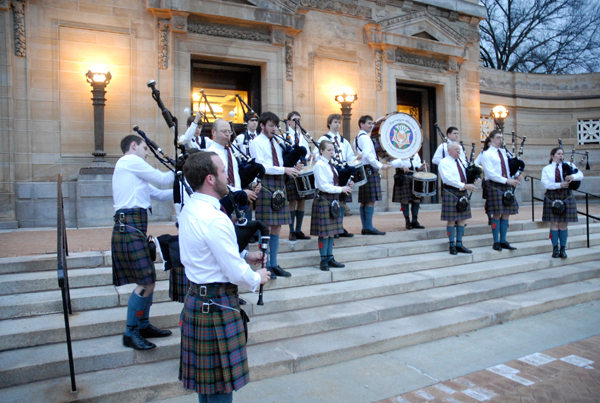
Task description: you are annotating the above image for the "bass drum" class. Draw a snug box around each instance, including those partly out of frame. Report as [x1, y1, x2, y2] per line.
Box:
[371, 112, 423, 161]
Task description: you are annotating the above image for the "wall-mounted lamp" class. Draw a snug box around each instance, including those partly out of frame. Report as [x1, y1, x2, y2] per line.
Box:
[334, 90, 357, 141]
[85, 69, 112, 166]
[490, 105, 509, 133]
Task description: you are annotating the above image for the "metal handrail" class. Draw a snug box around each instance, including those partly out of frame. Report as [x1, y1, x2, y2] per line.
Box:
[57, 174, 76, 391]
[524, 175, 600, 248]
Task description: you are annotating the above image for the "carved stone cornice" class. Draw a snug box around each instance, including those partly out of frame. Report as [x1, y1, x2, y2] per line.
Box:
[298, 0, 372, 19]
[157, 19, 170, 70]
[187, 22, 271, 43]
[11, 0, 27, 57]
[395, 50, 447, 71]
[379, 11, 467, 46]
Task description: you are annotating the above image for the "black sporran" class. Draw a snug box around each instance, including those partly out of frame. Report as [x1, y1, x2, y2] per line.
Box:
[271, 190, 286, 211]
[551, 199, 566, 215]
[502, 189, 515, 206]
[330, 199, 342, 218]
[456, 196, 470, 212]
[147, 235, 157, 262]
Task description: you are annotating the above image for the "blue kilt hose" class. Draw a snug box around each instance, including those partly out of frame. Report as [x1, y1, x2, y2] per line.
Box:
[543, 189, 579, 222]
[170, 266, 189, 303]
[285, 174, 315, 201]
[111, 208, 155, 286]
[358, 166, 382, 204]
[180, 282, 249, 394]
[255, 174, 290, 226]
[392, 171, 422, 204]
[441, 186, 472, 222]
[310, 192, 343, 238]
[485, 180, 519, 215]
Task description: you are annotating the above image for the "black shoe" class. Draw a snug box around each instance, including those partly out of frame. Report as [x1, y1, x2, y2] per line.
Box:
[334, 234, 339, 239]
[405, 221, 413, 230]
[295, 231, 311, 240]
[328, 258, 345, 268]
[123, 331, 156, 350]
[239, 298, 247, 305]
[411, 221, 425, 229]
[500, 242, 517, 250]
[320, 260, 330, 271]
[288, 232, 297, 241]
[269, 271, 277, 279]
[552, 246, 560, 258]
[270, 265, 292, 277]
[493, 242, 502, 251]
[487, 217, 492, 226]
[339, 229, 354, 238]
[139, 324, 172, 338]
[559, 246, 567, 259]
[362, 228, 386, 235]
[449, 245, 457, 255]
[455, 244, 472, 254]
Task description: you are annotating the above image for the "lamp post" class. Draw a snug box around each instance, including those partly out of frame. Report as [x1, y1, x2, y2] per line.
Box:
[334, 91, 357, 142]
[85, 69, 112, 166]
[490, 105, 509, 133]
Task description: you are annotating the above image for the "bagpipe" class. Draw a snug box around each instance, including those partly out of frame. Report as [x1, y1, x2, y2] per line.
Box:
[503, 131, 526, 178]
[558, 138, 590, 190]
[274, 125, 307, 168]
[459, 141, 483, 184]
[227, 121, 266, 189]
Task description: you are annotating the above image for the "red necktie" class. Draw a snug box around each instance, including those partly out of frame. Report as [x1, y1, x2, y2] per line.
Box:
[226, 146, 235, 186]
[294, 131, 299, 145]
[270, 138, 280, 167]
[457, 159, 467, 183]
[335, 136, 340, 149]
[498, 149, 508, 178]
[330, 162, 339, 186]
[555, 164, 561, 182]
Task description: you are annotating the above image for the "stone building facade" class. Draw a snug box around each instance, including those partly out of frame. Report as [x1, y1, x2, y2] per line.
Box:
[0, 0, 597, 228]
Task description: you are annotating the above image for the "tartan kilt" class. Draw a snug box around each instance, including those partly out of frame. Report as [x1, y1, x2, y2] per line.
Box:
[180, 282, 249, 394]
[358, 166, 382, 204]
[170, 266, 189, 303]
[285, 175, 315, 201]
[310, 192, 343, 238]
[542, 189, 578, 222]
[485, 180, 519, 215]
[255, 174, 290, 226]
[441, 187, 472, 222]
[392, 171, 422, 204]
[111, 208, 155, 286]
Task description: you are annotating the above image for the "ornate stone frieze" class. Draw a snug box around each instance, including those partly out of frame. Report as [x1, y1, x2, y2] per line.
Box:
[285, 36, 294, 81]
[299, 0, 372, 19]
[455, 73, 460, 100]
[158, 19, 170, 70]
[11, 0, 27, 57]
[187, 22, 271, 43]
[375, 50, 383, 91]
[380, 11, 467, 46]
[273, 0, 299, 11]
[395, 50, 447, 70]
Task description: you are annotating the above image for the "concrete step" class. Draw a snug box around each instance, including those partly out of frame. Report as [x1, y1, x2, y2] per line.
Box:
[1, 280, 599, 402]
[2, 260, 599, 387]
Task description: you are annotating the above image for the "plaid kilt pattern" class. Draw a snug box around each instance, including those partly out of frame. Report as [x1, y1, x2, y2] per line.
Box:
[255, 174, 290, 226]
[111, 208, 155, 286]
[180, 282, 249, 394]
[441, 186, 472, 222]
[170, 266, 189, 303]
[358, 166, 382, 204]
[392, 171, 422, 204]
[485, 180, 519, 215]
[310, 192, 343, 238]
[285, 175, 315, 201]
[543, 189, 578, 222]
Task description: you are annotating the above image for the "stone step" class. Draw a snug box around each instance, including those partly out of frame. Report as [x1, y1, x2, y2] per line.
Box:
[2, 259, 599, 388]
[1, 280, 599, 402]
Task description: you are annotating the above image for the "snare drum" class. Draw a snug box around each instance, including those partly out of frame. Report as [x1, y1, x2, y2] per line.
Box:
[294, 167, 317, 197]
[412, 172, 437, 197]
[349, 160, 367, 187]
[370, 112, 423, 161]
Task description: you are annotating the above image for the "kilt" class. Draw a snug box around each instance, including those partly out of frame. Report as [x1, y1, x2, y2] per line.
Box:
[255, 174, 290, 226]
[170, 266, 189, 303]
[285, 175, 315, 201]
[542, 189, 578, 222]
[111, 208, 155, 286]
[180, 282, 249, 394]
[485, 180, 519, 215]
[392, 171, 422, 204]
[358, 166, 381, 204]
[310, 192, 343, 238]
[441, 186, 472, 222]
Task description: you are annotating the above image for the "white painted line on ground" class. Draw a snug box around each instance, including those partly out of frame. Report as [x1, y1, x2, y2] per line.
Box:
[454, 377, 476, 388]
[487, 364, 535, 386]
[462, 387, 495, 401]
[393, 397, 410, 403]
[414, 389, 435, 400]
[442, 397, 464, 403]
[560, 354, 595, 368]
[435, 383, 457, 394]
[518, 352, 556, 366]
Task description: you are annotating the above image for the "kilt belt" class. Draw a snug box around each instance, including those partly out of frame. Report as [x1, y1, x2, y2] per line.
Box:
[188, 282, 241, 314]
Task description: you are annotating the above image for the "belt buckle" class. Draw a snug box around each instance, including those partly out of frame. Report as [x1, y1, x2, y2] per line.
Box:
[119, 223, 125, 233]
[119, 212, 125, 220]
[202, 303, 210, 314]
[200, 285, 207, 297]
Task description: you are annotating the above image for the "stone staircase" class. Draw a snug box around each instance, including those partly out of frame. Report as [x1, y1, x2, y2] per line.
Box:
[1, 220, 600, 402]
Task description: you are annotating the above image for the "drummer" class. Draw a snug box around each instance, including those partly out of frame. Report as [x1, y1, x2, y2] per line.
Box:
[354, 115, 390, 235]
[391, 153, 428, 230]
[432, 126, 467, 166]
[285, 111, 313, 241]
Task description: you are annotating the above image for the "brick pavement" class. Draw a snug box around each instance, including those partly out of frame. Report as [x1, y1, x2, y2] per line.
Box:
[377, 335, 600, 403]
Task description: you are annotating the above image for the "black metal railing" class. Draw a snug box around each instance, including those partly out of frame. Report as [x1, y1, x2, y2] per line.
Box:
[57, 174, 76, 391]
[525, 175, 600, 248]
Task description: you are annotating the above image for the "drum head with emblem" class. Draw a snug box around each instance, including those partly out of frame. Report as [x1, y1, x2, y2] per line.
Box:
[374, 112, 422, 160]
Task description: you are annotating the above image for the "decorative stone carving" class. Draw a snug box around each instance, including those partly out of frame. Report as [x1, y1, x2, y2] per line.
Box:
[375, 0, 386, 6]
[273, 0, 299, 11]
[170, 11, 189, 34]
[0, 0, 9, 11]
[272, 29, 286, 46]
[11, 0, 27, 57]
[385, 48, 395, 63]
[187, 22, 271, 43]
[395, 50, 447, 70]
[402, 0, 413, 12]
[158, 19, 170, 70]
[456, 73, 460, 100]
[375, 50, 383, 91]
[299, 0, 372, 19]
[448, 59, 458, 72]
[285, 36, 294, 82]
[380, 11, 467, 47]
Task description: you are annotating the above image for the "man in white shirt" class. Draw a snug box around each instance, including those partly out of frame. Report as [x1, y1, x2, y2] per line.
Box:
[235, 112, 259, 157]
[438, 143, 478, 255]
[178, 151, 269, 403]
[354, 115, 390, 235]
[391, 153, 428, 230]
[432, 126, 467, 166]
[179, 113, 213, 150]
[111, 135, 174, 350]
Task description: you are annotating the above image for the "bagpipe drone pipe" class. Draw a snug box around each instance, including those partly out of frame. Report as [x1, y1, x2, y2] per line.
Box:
[558, 138, 590, 191]
[274, 129, 308, 167]
[504, 131, 527, 178]
[227, 139, 266, 189]
[460, 141, 483, 184]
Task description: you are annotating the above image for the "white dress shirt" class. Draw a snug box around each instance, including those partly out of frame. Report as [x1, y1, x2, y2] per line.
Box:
[249, 133, 286, 176]
[314, 159, 343, 194]
[354, 131, 382, 170]
[207, 142, 242, 190]
[542, 161, 583, 190]
[481, 145, 511, 184]
[313, 132, 357, 163]
[179, 122, 213, 150]
[439, 155, 467, 190]
[112, 154, 174, 211]
[432, 142, 467, 165]
[401, 153, 424, 170]
[235, 131, 258, 156]
[179, 193, 261, 291]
